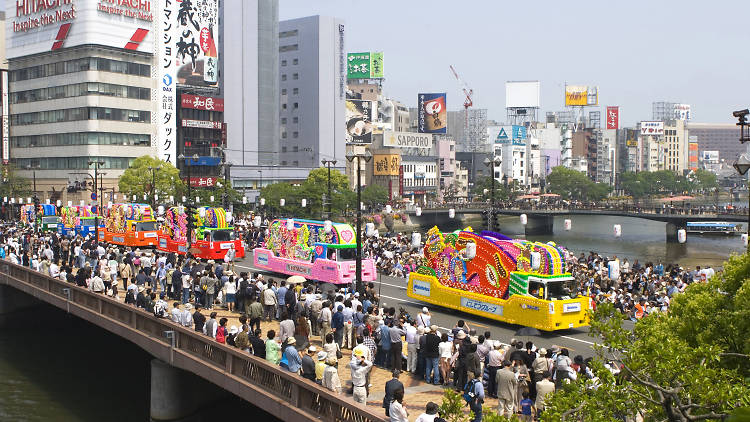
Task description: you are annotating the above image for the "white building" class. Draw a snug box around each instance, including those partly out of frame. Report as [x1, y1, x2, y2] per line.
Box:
[278, 15, 346, 168]
[597, 129, 617, 185]
[401, 156, 438, 204]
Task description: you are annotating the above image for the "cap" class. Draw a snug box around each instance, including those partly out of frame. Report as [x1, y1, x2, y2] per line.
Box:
[422, 307, 429, 313]
[430, 324, 439, 332]
[308, 346, 317, 353]
[287, 337, 296, 345]
[353, 348, 365, 358]
[317, 351, 327, 361]
[229, 326, 238, 335]
[538, 348, 547, 356]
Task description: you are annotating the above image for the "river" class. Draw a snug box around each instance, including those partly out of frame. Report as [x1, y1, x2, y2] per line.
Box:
[0, 305, 279, 421]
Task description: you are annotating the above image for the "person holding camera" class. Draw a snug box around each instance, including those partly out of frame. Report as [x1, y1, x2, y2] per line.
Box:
[349, 348, 372, 404]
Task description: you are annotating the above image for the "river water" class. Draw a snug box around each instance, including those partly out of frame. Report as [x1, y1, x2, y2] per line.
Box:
[0, 305, 279, 421]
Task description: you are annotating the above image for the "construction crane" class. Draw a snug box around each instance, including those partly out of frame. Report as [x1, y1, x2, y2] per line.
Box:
[449, 65, 474, 150]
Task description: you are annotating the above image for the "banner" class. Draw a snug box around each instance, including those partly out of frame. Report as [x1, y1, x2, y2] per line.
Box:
[373, 154, 401, 176]
[383, 131, 432, 149]
[1, 70, 8, 165]
[346, 52, 384, 79]
[174, 0, 219, 87]
[345, 100, 374, 144]
[157, 0, 179, 165]
[180, 94, 224, 111]
[565, 85, 598, 106]
[418, 93, 447, 134]
[186, 177, 218, 187]
[181, 119, 222, 129]
[606, 106, 619, 129]
[640, 121, 664, 136]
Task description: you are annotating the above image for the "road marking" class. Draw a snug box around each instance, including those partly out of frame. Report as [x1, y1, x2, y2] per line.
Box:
[560, 335, 596, 346]
[377, 281, 406, 290]
[379, 294, 426, 308]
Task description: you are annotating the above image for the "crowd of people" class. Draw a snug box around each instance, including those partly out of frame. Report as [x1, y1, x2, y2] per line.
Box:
[0, 218, 721, 422]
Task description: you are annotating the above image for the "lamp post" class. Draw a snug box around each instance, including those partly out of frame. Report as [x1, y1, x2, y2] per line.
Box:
[483, 156, 501, 231]
[178, 154, 200, 251]
[222, 162, 233, 210]
[148, 165, 161, 208]
[88, 160, 105, 244]
[345, 149, 372, 296]
[321, 159, 337, 218]
[26, 164, 39, 234]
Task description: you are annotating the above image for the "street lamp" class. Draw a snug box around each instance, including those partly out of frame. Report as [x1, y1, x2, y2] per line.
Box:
[178, 153, 200, 251]
[345, 149, 372, 296]
[148, 165, 161, 208]
[26, 164, 40, 234]
[321, 159, 337, 218]
[88, 160, 105, 244]
[483, 156, 502, 231]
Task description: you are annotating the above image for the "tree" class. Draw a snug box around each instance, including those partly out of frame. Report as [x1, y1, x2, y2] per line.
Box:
[542, 252, 750, 421]
[546, 167, 611, 201]
[0, 164, 32, 198]
[258, 168, 355, 220]
[693, 169, 718, 193]
[118, 156, 183, 202]
[620, 171, 648, 200]
[471, 176, 509, 202]
[361, 184, 388, 208]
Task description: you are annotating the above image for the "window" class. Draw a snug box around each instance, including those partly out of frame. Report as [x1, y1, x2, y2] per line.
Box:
[11, 132, 150, 148]
[281, 89, 287, 95]
[293, 160, 299, 166]
[279, 30, 298, 38]
[281, 74, 287, 81]
[11, 82, 150, 104]
[279, 44, 298, 52]
[14, 156, 134, 170]
[293, 146, 298, 152]
[282, 161, 288, 165]
[293, 131, 298, 138]
[282, 147, 287, 152]
[292, 117, 298, 123]
[292, 73, 299, 80]
[281, 60, 287, 66]
[10, 57, 150, 82]
[293, 102, 299, 109]
[292, 58, 298, 65]
[282, 104, 287, 109]
[281, 132, 287, 139]
[292, 88, 299, 95]
[281, 118, 287, 124]
[11, 107, 149, 126]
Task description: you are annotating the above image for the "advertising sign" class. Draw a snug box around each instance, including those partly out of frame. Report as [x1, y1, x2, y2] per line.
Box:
[6, 0, 155, 58]
[181, 119, 222, 129]
[345, 100, 374, 144]
[640, 121, 664, 136]
[701, 151, 719, 162]
[606, 106, 619, 129]
[565, 85, 598, 106]
[495, 126, 526, 144]
[373, 154, 401, 176]
[157, 0, 179, 165]
[170, 0, 219, 87]
[382, 131, 432, 149]
[1, 70, 8, 165]
[673, 104, 691, 120]
[418, 93, 447, 134]
[180, 94, 224, 112]
[505, 81, 540, 108]
[346, 52, 383, 79]
[626, 139, 638, 147]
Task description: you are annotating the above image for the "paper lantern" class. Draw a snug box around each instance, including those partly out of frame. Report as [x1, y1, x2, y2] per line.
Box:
[301, 198, 307, 208]
[742, 233, 748, 247]
[80, 200, 85, 206]
[17, 197, 22, 204]
[226, 211, 233, 223]
[411, 232, 421, 248]
[385, 204, 392, 214]
[27, 197, 31, 204]
[613, 224, 622, 238]
[531, 252, 541, 270]
[280, 198, 285, 207]
[464, 242, 476, 260]
[195, 196, 200, 203]
[253, 216, 261, 227]
[260, 198, 266, 206]
[67, 201, 72, 207]
[361, 202, 365, 210]
[2, 197, 6, 202]
[286, 218, 294, 230]
[143, 194, 147, 200]
[154, 194, 159, 201]
[169, 195, 174, 203]
[210, 195, 215, 202]
[448, 208, 455, 219]
[114, 194, 118, 200]
[157, 205, 165, 214]
[10, 198, 15, 203]
[107, 202, 112, 208]
[182, 196, 187, 203]
[133, 195, 137, 201]
[45, 199, 50, 204]
[415, 206, 422, 216]
[242, 197, 247, 204]
[199, 207, 206, 218]
[677, 229, 686, 244]
[56, 200, 61, 207]
[324, 220, 333, 233]
[520, 214, 528, 225]
[564, 219, 572, 231]
[365, 222, 376, 237]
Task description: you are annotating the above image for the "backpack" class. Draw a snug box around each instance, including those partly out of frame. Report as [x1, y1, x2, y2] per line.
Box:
[216, 326, 226, 343]
[133, 257, 141, 266]
[463, 379, 480, 405]
[284, 288, 296, 305]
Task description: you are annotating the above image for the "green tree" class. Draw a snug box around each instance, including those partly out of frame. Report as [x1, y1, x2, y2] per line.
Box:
[542, 252, 750, 421]
[471, 176, 509, 202]
[620, 171, 648, 200]
[118, 156, 183, 202]
[693, 169, 718, 192]
[258, 168, 354, 220]
[0, 164, 32, 198]
[361, 184, 388, 208]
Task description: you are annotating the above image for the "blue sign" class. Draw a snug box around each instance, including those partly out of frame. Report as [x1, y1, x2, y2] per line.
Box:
[512, 125, 527, 141]
[496, 128, 509, 143]
[91, 193, 97, 200]
[185, 156, 221, 166]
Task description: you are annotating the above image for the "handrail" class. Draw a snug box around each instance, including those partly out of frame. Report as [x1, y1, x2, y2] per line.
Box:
[0, 261, 386, 422]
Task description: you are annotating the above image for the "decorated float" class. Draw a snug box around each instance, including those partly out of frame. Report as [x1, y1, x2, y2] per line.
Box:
[253, 218, 376, 285]
[99, 203, 158, 247]
[20, 204, 59, 232]
[157, 206, 244, 259]
[58, 205, 98, 238]
[406, 226, 591, 331]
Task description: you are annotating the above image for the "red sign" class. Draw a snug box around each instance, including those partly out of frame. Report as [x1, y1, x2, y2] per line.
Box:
[180, 94, 224, 112]
[606, 106, 619, 130]
[181, 119, 222, 129]
[186, 177, 218, 187]
[221, 123, 227, 146]
[399, 166, 404, 197]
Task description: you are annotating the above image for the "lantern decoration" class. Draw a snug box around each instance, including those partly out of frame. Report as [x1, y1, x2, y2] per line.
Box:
[385, 204, 392, 214]
[286, 218, 294, 230]
[614, 224, 622, 238]
[10, 198, 15, 203]
[45, 199, 50, 204]
[531, 252, 541, 270]
[27, 197, 31, 204]
[253, 216, 262, 228]
[416, 206, 422, 216]
[564, 219, 572, 231]
[56, 200, 62, 207]
[742, 233, 748, 247]
[324, 220, 333, 234]
[448, 208, 455, 219]
[195, 196, 200, 203]
[242, 197, 247, 204]
[361, 202, 365, 211]
[301, 198, 307, 208]
[3, 197, 6, 202]
[464, 242, 476, 260]
[154, 195, 159, 202]
[80, 200, 85, 206]
[226, 211, 233, 223]
[677, 229, 686, 244]
[411, 232, 421, 248]
[182, 196, 187, 203]
[520, 214, 528, 225]
[280, 198, 285, 207]
[365, 222, 376, 237]
[158, 205, 165, 215]
[143, 194, 147, 200]
[260, 198, 266, 206]
[67, 201, 72, 207]
[133, 195, 137, 201]
[108, 202, 113, 208]
[210, 195, 215, 202]
[114, 194, 118, 200]
[169, 196, 174, 203]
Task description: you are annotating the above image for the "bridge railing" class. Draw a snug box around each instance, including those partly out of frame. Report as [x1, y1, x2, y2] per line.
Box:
[414, 203, 749, 217]
[0, 261, 386, 422]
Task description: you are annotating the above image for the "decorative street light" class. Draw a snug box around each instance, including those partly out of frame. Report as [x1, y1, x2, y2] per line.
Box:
[345, 149, 373, 296]
[88, 160, 105, 243]
[483, 156, 502, 231]
[733, 109, 750, 248]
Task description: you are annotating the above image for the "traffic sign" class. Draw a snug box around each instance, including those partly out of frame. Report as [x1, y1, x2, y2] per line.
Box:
[91, 193, 97, 200]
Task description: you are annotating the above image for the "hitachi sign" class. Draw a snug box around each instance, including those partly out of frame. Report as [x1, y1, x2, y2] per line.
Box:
[99, 0, 151, 12]
[16, 0, 72, 17]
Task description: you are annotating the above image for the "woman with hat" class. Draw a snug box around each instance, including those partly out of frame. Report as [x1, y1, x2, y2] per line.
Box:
[322, 356, 341, 394]
[281, 337, 302, 374]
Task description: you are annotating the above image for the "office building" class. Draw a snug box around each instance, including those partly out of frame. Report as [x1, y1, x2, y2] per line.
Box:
[688, 123, 744, 164]
[447, 109, 488, 153]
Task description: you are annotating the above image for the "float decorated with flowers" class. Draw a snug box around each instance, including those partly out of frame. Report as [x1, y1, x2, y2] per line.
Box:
[99, 203, 158, 247]
[254, 218, 376, 284]
[406, 226, 591, 331]
[58, 205, 97, 237]
[157, 206, 244, 259]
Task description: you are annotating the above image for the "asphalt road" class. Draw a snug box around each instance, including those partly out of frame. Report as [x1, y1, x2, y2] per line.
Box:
[233, 253, 605, 358]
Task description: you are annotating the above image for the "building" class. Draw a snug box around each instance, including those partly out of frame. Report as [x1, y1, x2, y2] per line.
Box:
[378, 98, 410, 133]
[6, 1, 156, 203]
[454, 161, 469, 202]
[653, 101, 691, 121]
[447, 109, 488, 153]
[597, 129, 617, 185]
[278, 15, 346, 169]
[177, 91, 226, 184]
[687, 123, 744, 165]
[537, 123, 563, 176]
[663, 119, 689, 173]
[347, 81, 380, 101]
[400, 155, 438, 204]
[436, 136, 456, 201]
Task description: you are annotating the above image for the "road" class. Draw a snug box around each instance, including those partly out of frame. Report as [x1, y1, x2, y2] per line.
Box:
[233, 253, 612, 358]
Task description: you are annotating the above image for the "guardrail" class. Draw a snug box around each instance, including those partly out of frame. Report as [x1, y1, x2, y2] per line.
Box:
[0, 261, 386, 422]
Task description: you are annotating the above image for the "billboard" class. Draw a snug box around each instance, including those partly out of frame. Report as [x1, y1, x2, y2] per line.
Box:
[494, 125, 526, 144]
[701, 151, 719, 162]
[505, 81, 540, 108]
[158, 0, 178, 165]
[6, 0, 155, 58]
[181, 119, 222, 129]
[346, 52, 383, 79]
[606, 106, 619, 129]
[640, 121, 664, 136]
[565, 85, 599, 106]
[345, 100, 374, 144]
[186, 177, 218, 187]
[382, 131, 432, 149]
[1, 70, 8, 165]
[626, 139, 638, 147]
[180, 94, 224, 112]
[418, 93, 447, 134]
[171, 0, 219, 87]
[673, 104, 691, 120]
[373, 154, 401, 176]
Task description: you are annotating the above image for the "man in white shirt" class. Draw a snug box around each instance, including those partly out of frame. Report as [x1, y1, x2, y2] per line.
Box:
[49, 261, 60, 278]
[171, 302, 182, 323]
[416, 307, 431, 328]
[404, 323, 418, 373]
[415, 402, 439, 422]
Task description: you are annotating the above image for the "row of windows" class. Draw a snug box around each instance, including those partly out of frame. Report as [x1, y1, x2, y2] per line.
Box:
[279, 30, 298, 38]
[402, 164, 437, 172]
[11, 57, 151, 82]
[281, 102, 299, 110]
[281, 88, 300, 95]
[179, 109, 223, 122]
[12, 82, 150, 104]
[281, 146, 303, 152]
[280, 160, 300, 166]
[281, 58, 299, 66]
[404, 178, 436, 187]
[14, 156, 134, 170]
[11, 132, 151, 148]
[280, 117, 299, 124]
[279, 44, 298, 52]
[280, 130, 299, 139]
[11, 107, 150, 126]
[281, 73, 299, 81]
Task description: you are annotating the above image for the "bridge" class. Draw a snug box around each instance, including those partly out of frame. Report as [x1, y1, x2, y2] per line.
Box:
[408, 206, 748, 242]
[0, 262, 385, 422]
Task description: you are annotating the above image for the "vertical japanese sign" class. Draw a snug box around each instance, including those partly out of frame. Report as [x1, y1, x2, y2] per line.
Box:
[174, 0, 219, 87]
[606, 106, 619, 130]
[418, 93, 447, 134]
[158, 0, 178, 165]
[1, 70, 9, 165]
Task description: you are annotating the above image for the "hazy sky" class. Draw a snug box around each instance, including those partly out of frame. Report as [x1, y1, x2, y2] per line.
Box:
[280, 0, 749, 127]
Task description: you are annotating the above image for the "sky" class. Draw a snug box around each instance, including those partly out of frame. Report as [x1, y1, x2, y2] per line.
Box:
[279, 0, 750, 127]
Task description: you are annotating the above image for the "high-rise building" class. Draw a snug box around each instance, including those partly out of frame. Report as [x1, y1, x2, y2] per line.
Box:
[447, 109, 488, 153]
[664, 119, 689, 173]
[5, 1, 156, 202]
[687, 123, 743, 164]
[278, 15, 346, 169]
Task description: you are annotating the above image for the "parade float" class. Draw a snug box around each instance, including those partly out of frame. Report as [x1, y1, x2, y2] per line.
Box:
[58, 205, 98, 238]
[157, 206, 244, 259]
[99, 203, 158, 247]
[253, 218, 376, 284]
[20, 204, 59, 232]
[406, 226, 591, 331]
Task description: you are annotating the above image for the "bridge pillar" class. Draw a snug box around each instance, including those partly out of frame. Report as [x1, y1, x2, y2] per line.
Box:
[525, 215, 554, 236]
[150, 359, 230, 422]
[665, 222, 686, 243]
[0, 284, 43, 326]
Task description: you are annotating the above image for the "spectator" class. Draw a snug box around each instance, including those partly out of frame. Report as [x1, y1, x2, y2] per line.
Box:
[383, 369, 404, 417]
[349, 347, 372, 404]
[388, 388, 408, 422]
[301, 346, 317, 381]
[265, 329, 281, 365]
[322, 357, 341, 394]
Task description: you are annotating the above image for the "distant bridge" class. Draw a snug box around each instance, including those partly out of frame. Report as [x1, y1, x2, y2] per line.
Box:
[408, 207, 747, 242]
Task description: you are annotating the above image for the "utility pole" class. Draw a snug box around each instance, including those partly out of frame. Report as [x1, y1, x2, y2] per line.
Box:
[321, 159, 337, 217]
[88, 160, 105, 244]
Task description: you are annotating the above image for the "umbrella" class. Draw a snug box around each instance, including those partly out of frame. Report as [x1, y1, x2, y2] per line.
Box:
[319, 282, 337, 296]
[515, 326, 542, 337]
[287, 275, 307, 284]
